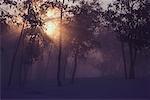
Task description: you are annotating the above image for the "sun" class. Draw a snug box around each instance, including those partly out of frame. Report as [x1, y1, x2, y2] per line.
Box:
[43, 8, 60, 40]
[44, 21, 59, 38]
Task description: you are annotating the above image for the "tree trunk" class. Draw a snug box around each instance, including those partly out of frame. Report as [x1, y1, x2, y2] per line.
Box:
[128, 43, 136, 79]
[8, 22, 25, 87]
[57, 39, 62, 86]
[71, 52, 78, 83]
[121, 41, 128, 79]
[19, 32, 27, 87]
[57, 6, 63, 86]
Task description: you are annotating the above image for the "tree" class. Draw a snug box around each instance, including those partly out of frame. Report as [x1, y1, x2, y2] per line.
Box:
[103, 0, 150, 79]
[0, 0, 78, 86]
[0, 0, 57, 86]
[66, 0, 102, 83]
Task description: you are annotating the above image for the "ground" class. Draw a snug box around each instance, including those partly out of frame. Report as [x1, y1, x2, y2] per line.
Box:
[1, 78, 150, 99]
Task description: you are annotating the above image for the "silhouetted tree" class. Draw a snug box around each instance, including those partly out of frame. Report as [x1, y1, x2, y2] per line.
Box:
[103, 0, 150, 79]
[0, 0, 56, 86]
[67, 0, 102, 83]
[1, 0, 77, 86]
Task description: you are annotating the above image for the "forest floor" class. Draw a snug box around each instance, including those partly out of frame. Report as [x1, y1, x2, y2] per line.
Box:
[1, 78, 150, 100]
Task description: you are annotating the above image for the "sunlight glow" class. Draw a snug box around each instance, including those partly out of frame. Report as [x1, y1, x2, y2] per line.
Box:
[46, 9, 56, 18]
[46, 8, 60, 19]
[43, 8, 61, 40]
[44, 21, 60, 38]
[43, 8, 69, 44]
